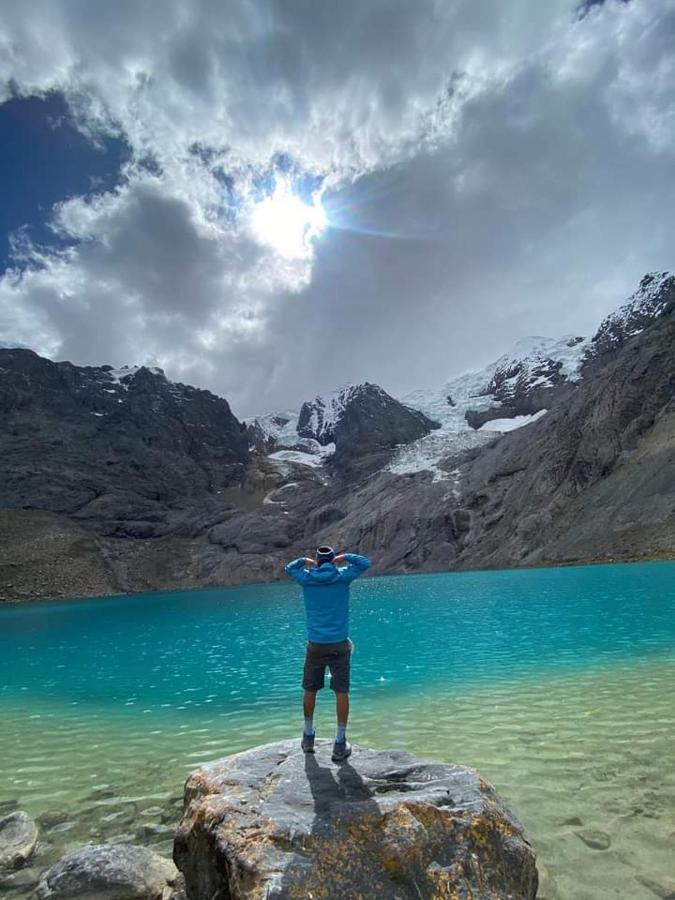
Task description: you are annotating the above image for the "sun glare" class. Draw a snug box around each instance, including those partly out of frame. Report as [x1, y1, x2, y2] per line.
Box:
[250, 179, 327, 259]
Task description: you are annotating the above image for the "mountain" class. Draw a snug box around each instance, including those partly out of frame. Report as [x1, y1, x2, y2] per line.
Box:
[585, 271, 675, 358]
[0, 350, 250, 538]
[403, 333, 588, 431]
[0, 272, 673, 601]
[452, 280, 675, 567]
[247, 382, 438, 470]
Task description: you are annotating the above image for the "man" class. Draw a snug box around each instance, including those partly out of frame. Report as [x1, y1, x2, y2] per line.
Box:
[284, 545, 371, 762]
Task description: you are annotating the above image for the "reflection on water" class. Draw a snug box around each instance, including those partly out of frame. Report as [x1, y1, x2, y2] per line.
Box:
[0, 561, 674, 899]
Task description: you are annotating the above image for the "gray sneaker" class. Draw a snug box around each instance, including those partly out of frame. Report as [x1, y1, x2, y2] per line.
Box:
[331, 739, 352, 762]
[301, 731, 315, 753]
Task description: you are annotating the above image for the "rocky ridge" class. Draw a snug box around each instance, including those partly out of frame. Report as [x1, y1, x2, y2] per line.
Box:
[247, 381, 438, 468]
[0, 272, 673, 600]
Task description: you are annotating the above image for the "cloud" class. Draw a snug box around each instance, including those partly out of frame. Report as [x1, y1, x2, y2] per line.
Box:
[0, 0, 674, 416]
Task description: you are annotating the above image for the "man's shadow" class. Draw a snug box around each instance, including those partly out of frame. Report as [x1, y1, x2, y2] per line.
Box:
[303, 748, 377, 829]
[272, 748, 394, 898]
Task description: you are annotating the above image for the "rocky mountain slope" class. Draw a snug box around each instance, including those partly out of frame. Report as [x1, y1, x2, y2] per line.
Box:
[0, 352, 250, 539]
[246, 382, 438, 468]
[0, 272, 673, 601]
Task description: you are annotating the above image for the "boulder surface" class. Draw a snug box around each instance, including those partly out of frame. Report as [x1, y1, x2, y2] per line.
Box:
[0, 810, 38, 870]
[174, 740, 537, 899]
[36, 842, 180, 899]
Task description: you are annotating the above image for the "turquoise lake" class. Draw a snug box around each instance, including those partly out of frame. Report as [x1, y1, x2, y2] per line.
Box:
[1, 561, 674, 899]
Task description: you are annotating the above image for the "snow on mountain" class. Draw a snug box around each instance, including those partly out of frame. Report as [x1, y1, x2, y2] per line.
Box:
[297, 384, 366, 445]
[247, 381, 436, 467]
[390, 334, 589, 479]
[478, 409, 548, 432]
[269, 442, 336, 468]
[243, 386, 360, 458]
[387, 428, 494, 480]
[589, 271, 675, 356]
[245, 270, 674, 480]
[247, 337, 589, 475]
[402, 333, 588, 430]
[244, 408, 299, 448]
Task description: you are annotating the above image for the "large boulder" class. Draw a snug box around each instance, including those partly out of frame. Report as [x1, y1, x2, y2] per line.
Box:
[174, 740, 538, 900]
[0, 810, 38, 870]
[36, 843, 181, 899]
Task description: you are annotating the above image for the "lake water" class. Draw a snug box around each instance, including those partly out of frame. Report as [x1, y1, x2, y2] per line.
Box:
[1, 561, 674, 898]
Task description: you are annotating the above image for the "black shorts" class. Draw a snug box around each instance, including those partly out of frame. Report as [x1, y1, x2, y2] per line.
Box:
[302, 639, 352, 694]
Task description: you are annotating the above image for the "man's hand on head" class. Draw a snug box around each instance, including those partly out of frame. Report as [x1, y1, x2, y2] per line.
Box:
[304, 557, 317, 568]
[333, 553, 346, 565]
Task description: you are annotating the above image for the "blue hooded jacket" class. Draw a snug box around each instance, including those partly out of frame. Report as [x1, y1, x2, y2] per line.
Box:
[284, 553, 372, 643]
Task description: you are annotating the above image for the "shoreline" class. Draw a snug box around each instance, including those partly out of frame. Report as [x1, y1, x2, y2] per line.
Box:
[1, 549, 673, 606]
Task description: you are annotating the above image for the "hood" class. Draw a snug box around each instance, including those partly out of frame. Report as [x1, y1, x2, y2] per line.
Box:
[305, 563, 341, 584]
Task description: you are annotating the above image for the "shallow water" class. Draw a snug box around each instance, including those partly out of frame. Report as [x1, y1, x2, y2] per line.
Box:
[1, 561, 674, 898]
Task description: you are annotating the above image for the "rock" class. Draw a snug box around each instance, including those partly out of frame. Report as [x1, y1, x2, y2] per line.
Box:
[558, 815, 583, 827]
[0, 865, 40, 891]
[136, 823, 175, 842]
[174, 739, 538, 900]
[0, 811, 38, 870]
[139, 806, 164, 818]
[36, 811, 71, 830]
[36, 843, 180, 899]
[638, 875, 675, 899]
[0, 801, 20, 817]
[575, 828, 611, 850]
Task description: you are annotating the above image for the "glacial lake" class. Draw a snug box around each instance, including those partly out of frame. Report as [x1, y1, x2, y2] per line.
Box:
[1, 561, 674, 899]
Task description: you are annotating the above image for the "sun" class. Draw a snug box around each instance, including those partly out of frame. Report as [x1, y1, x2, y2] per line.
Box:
[250, 178, 327, 259]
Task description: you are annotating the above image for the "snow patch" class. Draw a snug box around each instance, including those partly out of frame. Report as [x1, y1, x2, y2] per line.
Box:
[244, 408, 299, 447]
[387, 429, 494, 481]
[100, 365, 165, 390]
[390, 333, 589, 477]
[269, 442, 335, 468]
[269, 450, 324, 468]
[478, 409, 548, 432]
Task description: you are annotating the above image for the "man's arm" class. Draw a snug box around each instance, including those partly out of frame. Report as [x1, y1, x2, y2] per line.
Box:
[284, 557, 316, 584]
[335, 552, 372, 582]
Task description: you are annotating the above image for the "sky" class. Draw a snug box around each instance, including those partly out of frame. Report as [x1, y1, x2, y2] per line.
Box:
[0, 0, 674, 418]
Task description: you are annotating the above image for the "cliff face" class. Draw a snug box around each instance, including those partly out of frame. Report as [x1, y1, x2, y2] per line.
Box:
[0, 349, 250, 538]
[454, 295, 675, 567]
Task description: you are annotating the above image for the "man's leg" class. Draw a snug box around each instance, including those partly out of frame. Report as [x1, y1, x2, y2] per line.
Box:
[303, 690, 316, 734]
[335, 692, 349, 741]
[301, 642, 325, 753]
[330, 641, 352, 761]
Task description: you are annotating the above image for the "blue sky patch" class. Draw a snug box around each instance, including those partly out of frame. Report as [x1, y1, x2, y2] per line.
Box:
[0, 91, 130, 273]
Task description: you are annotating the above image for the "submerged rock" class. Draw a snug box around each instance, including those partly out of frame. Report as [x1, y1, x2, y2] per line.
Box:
[575, 828, 611, 851]
[638, 874, 675, 899]
[174, 739, 538, 900]
[36, 842, 180, 899]
[0, 865, 40, 890]
[0, 810, 38, 870]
